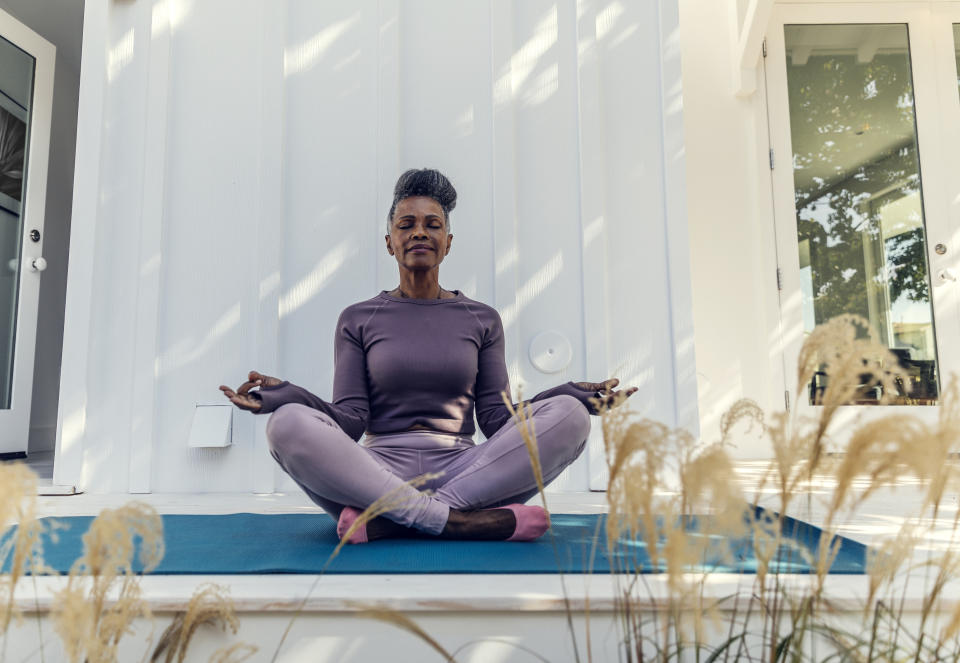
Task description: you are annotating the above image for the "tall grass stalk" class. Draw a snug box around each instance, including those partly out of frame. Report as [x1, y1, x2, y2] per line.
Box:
[268, 471, 445, 662]
[501, 389, 583, 663]
[0, 461, 52, 663]
[151, 583, 248, 663]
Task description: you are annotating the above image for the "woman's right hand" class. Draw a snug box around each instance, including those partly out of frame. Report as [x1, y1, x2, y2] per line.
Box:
[219, 370, 283, 412]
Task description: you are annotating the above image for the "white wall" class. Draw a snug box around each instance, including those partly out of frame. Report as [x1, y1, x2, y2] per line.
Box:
[58, 0, 695, 493]
[678, 0, 782, 455]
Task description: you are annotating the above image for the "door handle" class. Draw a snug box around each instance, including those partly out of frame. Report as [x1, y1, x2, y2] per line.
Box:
[939, 268, 957, 282]
[6, 257, 47, 273]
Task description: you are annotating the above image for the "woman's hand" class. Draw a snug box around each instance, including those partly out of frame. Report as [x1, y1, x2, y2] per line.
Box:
[572, 377, 637, 411]
[219, 370, 283, 412]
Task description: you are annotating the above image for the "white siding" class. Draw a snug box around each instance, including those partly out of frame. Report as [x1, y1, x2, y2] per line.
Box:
[58, 0, 694, 493]
[678, 0, 783, 456]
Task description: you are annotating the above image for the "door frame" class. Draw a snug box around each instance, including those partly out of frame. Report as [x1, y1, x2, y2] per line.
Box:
[766, 3, 960, 434]
[0, 7, 54, 456]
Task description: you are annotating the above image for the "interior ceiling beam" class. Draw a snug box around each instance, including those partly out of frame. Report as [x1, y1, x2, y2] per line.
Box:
[733, 0, 775, 97]
[857, 26, 881, 64]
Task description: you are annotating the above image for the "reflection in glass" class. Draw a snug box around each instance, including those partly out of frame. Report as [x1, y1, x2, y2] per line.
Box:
[785, 24, 939, 405]
[0, 36, 34, 409]
[954, 25, 960, 100]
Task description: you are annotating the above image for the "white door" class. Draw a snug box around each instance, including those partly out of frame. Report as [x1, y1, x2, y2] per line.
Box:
[766, 3, 960, 432]
[0, 9, 54, 457]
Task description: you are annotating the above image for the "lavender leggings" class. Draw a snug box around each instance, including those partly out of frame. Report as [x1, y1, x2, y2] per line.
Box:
[265, 394, 591, 535]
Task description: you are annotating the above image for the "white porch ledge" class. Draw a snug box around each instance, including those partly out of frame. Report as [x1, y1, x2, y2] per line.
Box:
[9, 572, 958, 614]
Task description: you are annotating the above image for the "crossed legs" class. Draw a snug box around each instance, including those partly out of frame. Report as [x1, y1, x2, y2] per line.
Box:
[265, 394, 591, 538]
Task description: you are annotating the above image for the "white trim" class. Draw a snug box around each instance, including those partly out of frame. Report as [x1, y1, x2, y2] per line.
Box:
[928, 3, 960, 362]
[756, 54, 790, 433]
[252, 1, 286, 494]
[0, 7, 55, 454]
[128, 0, 173, 494]
[734, 0, 776, 96]
[659, 0, 700, 439]
[54, 0, 108, 488]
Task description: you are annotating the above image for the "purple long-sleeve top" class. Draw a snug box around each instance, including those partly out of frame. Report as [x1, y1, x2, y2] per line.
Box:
[251, 290, 599, 442]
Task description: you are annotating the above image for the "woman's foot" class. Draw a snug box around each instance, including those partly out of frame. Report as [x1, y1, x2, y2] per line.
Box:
[337, 506, 422, 543]
[441, 504, 550, 541]
[336, 506, 368, 543]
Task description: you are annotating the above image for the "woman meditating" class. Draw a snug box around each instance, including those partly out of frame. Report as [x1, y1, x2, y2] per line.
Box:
[220, 168, 636, 543]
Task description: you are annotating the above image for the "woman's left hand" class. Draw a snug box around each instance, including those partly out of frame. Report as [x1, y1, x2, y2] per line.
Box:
[571, 377, 637, 411]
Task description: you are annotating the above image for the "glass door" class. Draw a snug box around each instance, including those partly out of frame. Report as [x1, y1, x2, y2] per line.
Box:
[0, 9, 53, 458]
[766, 4, 960, 431]
[0, 34, 34, 412]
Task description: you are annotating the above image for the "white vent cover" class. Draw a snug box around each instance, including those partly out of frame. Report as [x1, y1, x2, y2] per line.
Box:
[187, 405, 233, 448]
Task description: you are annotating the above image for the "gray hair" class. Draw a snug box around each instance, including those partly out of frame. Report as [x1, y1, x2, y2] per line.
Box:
[385, 168, 456, 233]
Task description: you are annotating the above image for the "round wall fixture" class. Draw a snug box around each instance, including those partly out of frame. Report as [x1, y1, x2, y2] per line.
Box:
[529, 330, 573, 373]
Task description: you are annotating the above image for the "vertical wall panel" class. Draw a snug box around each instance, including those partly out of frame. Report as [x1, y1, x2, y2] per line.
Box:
[128, 0, 172, 493]
[275, 1, 381, 491]
[55, 0, 107, 488]
[153, 0, 265, 491]
[252, 0, 286, 493]
[511, 1, 590, 490]
[280, 2, 378, 394]
[375, 0, 401, 291]
[575, 0, 612, 490]
[599, 0, 674, 423]
[81, 1, 149, 491]
[395, 0, 494, 302]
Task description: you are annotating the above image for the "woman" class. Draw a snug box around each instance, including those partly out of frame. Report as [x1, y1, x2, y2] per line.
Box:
[220, 169, 636, 543]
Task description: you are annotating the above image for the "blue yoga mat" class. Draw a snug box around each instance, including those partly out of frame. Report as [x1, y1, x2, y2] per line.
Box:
[2, 508, 866, 575]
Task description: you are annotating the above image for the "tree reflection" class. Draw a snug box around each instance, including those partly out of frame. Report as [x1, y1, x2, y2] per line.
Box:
[785, 39, 939, 404]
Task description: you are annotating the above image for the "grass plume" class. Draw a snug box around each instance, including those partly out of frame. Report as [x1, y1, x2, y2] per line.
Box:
[343, 600, 456, 662]
[150, 583, 251, 663]
[50, 502, 163, 663]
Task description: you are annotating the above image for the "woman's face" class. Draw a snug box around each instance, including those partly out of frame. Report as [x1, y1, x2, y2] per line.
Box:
[385, 196, 453, 271]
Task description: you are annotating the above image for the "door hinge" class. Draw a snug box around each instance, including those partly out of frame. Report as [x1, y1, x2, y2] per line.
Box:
[776, 267, 783, 290]
[762, 39, 768, 58]
[784, 390, 791, 413]
[769, 148, 775, 170]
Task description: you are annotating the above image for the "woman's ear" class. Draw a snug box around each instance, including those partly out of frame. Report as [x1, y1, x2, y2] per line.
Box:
[445, 234, 453, 256]
[385, 234, 395, 256]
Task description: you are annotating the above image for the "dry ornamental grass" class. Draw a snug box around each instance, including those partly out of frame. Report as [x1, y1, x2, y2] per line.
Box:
[3, 314, 960, 661]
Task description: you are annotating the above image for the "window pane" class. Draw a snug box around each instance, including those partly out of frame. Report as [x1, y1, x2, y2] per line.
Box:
[954, 24, 960, 100]
[0, 35, 34, 409]
[785, 24, 939, 405]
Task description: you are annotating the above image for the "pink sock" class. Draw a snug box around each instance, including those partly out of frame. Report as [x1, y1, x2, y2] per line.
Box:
[483, 503, 550, 541]
[337, 506, 368, 544]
